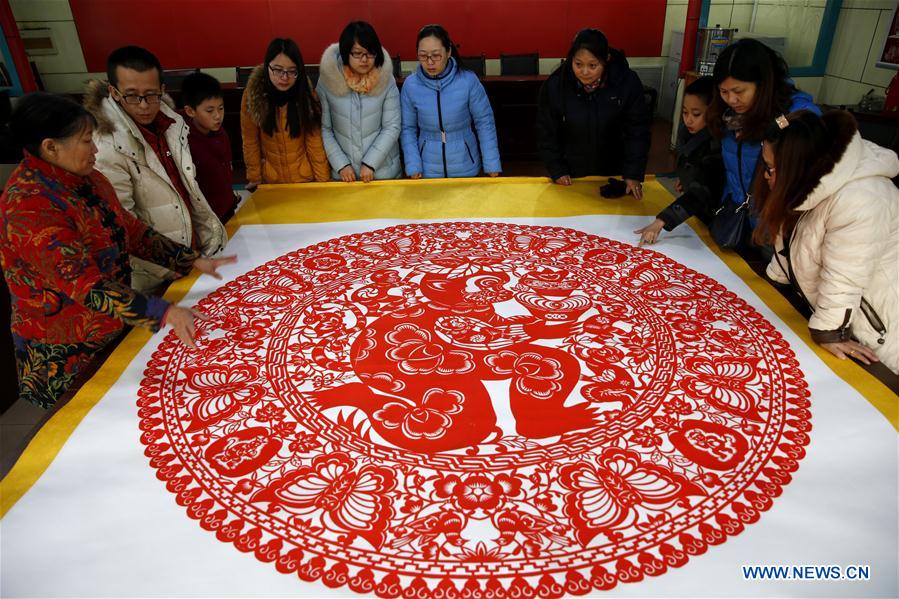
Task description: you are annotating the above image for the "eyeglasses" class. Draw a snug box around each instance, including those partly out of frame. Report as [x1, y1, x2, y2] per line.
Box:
[349, 51, 375, 61]
[114, 88, 162, 105]
[268, 65, 299, 79]
[763, 164, 776, 176]
[417, 52, 445, 63]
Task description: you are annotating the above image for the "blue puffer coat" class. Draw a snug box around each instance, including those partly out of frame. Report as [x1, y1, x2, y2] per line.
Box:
[317, 44, 402, 180]
[400, 58, 501, 178]
[721, 89, 820, 209]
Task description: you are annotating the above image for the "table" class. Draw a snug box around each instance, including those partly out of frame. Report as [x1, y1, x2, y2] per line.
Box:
[2, 177, 895, 598]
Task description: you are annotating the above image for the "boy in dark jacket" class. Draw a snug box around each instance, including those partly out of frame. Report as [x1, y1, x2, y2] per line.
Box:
[635, 77, 725, 245]
[182, 72, 238, 222]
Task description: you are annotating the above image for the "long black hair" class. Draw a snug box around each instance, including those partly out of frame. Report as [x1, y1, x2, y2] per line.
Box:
[752, 110, 834, 244]
[707, 38, 797, 141]
[262, 37, 321, 138]
[10, 92, 96, 157]
[416, 24, 465, 71]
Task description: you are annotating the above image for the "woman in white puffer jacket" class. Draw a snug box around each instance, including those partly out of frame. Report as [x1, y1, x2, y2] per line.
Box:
[317, 21, 401, 182]
[756, 109, 898, 373]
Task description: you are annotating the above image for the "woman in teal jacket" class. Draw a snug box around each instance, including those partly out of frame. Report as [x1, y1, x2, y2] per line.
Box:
[400, 24, 501, 178]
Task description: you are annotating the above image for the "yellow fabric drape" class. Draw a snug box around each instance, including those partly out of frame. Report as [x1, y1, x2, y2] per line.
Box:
[3, 176, 894, 517]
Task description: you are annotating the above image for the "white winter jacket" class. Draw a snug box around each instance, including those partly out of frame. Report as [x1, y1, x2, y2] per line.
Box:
[84, 80, 227, 293]
[316, 44, 402, 180]
[766, 126, 899, 373]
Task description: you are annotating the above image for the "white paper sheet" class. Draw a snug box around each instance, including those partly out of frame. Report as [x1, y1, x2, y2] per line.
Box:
[2, 216, 896, 598]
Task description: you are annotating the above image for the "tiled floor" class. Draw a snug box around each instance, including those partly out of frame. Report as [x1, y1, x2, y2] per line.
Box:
[0, 399, 46, 477]
[0, 326, 131, 478]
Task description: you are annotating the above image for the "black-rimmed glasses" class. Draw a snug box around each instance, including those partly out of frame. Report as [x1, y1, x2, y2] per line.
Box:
[417, 52, 445, 63]
[114, 88, 162, 105]
[268, 65, 299, 79]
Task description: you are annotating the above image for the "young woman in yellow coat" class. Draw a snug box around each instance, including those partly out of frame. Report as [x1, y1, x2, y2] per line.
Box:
[240, 38, 330, 189]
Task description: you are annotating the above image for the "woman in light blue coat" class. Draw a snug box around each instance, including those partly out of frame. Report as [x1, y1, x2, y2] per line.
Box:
[401, 24, 501, 179]
[317, 21, 401, 182]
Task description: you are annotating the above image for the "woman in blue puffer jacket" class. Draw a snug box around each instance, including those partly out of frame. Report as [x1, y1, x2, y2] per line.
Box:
[400, 24, 501, 179]
[317, 21, 402, 182]
[707, 39, 820, 245]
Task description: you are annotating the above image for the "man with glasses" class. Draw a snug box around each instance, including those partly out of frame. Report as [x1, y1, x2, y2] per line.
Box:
[84, 46, 226, 294]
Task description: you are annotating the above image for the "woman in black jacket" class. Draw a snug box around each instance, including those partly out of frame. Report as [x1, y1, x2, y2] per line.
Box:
[536, 28, 651, 198]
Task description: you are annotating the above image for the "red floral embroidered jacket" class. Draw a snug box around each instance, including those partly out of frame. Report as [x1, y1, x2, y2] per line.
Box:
[0, 153, 198, 406]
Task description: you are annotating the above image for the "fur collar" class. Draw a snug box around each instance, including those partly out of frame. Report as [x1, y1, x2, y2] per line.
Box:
[243, 65, 271, 129]
[317, 43, 394, 97]
[83, 78, 177, 136]
[792, 110, 858, 211]
[244, 65, 328, 132]
[243, 64, 320, 129]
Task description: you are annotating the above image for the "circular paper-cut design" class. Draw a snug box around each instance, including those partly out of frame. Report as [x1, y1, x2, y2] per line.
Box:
[138, 222, 811, 596]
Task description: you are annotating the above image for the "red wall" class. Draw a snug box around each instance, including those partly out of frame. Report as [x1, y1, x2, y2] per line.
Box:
[71, 0, 666, 71]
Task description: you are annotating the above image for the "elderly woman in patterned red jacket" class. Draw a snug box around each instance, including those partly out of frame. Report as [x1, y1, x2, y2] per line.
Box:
[0, 93, 236, 408]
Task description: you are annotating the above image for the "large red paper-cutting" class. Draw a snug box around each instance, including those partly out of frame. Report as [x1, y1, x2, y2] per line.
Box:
[138, 222, 811, 596]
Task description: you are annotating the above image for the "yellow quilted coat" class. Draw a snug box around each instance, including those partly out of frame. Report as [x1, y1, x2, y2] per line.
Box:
[240, 65, 330, 184]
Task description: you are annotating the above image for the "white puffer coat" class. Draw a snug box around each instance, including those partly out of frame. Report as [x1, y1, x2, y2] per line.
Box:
[316, 44, 401, 180]
[84, 80, 227, 293]
[766, 120, 899, 373]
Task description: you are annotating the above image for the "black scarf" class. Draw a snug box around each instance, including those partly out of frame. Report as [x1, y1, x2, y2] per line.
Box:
[676, 126, 714, 157]
[263, 76, 301, 138]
